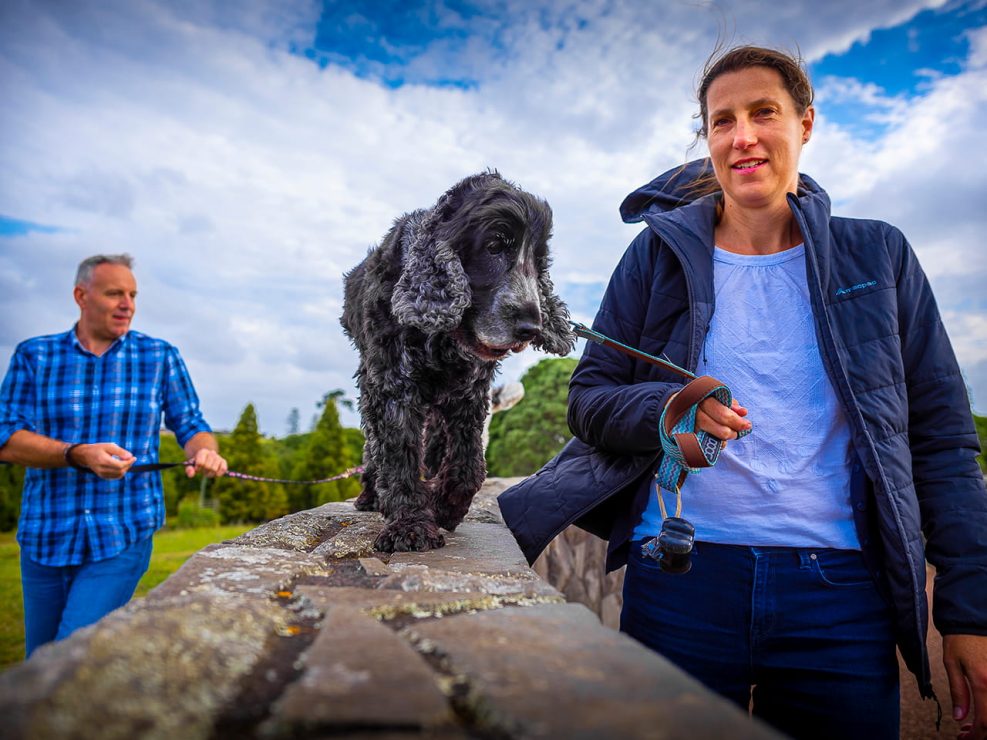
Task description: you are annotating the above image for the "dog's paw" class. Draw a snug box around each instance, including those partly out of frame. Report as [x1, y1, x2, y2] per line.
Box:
[375, 520, 445, 553]
[353, 488, 378, 512]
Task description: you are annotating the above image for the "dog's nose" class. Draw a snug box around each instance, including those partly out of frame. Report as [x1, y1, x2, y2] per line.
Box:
[514, 321, 541, 342]
[513, 303, 542, 342]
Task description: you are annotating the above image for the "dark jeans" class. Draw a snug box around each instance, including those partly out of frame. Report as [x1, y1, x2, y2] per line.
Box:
[21, 536, 153, 657]
[621, 540, 899, 739]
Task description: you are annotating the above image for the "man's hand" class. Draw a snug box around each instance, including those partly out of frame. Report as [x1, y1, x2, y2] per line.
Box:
[186, 447, 228, 478]
[183, 432, 228, 479]
[69, 443, 135, 480]
[944, 634, 987, 739]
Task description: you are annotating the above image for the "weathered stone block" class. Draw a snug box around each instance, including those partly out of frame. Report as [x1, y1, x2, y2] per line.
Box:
[0, 593, 288, 740]
[295, 585, 562, 624]
[145, 543, 328, 600]
[402, 602, 782, 739]
[262, 604, 454, 736]
[312, 513, 384, 560]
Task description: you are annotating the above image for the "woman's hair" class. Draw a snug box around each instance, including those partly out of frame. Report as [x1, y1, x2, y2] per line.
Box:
[696, 45, 813, 139]
[684, 45, 814, 205]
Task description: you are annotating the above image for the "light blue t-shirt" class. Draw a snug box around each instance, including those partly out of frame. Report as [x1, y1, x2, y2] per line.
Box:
[634, 245, 860, 549]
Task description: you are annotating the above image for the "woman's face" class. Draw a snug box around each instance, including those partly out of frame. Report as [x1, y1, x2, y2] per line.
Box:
[706, 66, 814, 213]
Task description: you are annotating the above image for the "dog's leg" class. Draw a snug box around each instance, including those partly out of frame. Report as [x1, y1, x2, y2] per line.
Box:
[353, 364, 381, 512]
[353, 438, 380, 511]
[422, 410, 446, 480]
[372, 388, 445, 553]
[432, 397, 488, 532]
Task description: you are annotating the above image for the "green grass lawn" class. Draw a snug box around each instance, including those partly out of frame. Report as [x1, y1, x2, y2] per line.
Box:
[0, 524, 251, 670]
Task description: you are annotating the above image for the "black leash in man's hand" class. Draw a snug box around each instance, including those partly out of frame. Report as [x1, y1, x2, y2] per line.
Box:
[81, 459, 364, 485]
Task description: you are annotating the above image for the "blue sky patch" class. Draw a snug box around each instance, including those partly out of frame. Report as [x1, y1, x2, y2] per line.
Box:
[298, 0, 503, 88]
[0, 215, 62, 237]
[811, 0, 986, 139]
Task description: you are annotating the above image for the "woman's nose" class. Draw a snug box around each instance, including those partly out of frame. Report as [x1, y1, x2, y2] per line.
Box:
[733, 121, 757, 149]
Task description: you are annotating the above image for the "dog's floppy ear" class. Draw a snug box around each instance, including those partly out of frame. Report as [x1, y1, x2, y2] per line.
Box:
[526, 202, 575, 356]
[533, 266, 576, 356]
[391, 190, 472, 334]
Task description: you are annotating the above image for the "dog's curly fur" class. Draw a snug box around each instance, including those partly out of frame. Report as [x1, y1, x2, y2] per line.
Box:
[341, 172, 574, 552]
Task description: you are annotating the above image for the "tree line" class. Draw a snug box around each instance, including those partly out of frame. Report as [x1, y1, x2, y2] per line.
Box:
[3, 358, 984, 531]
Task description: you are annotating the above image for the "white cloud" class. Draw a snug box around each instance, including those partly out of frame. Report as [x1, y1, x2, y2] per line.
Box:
[1, 0, 984, 445]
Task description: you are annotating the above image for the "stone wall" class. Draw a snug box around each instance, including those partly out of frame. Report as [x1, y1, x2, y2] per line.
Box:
[532, 525, 624, 630]
[0, 478, 780, 739]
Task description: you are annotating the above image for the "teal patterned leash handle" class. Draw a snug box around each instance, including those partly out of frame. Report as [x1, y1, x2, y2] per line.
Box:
[569, 321, 751, 511]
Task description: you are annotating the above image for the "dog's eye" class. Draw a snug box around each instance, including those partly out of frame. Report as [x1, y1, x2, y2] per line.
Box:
[487, 234, 515, 255]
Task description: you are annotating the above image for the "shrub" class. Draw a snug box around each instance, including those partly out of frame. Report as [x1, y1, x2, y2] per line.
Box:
[175, 496, 220, 529]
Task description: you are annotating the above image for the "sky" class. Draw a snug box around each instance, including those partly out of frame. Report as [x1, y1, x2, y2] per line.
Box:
[1, 0, 985, 436]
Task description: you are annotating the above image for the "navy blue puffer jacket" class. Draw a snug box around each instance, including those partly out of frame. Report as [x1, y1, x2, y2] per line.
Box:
[498, 159, 987, 696]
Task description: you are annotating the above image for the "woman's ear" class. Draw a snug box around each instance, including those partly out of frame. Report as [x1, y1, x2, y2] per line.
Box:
[801, 105, 815, 144]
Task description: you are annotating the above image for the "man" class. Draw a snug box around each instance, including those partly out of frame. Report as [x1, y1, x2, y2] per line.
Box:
[0, 254, 228, 656]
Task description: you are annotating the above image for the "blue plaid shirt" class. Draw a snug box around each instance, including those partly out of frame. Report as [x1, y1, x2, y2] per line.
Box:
[0, 328, 211, 566]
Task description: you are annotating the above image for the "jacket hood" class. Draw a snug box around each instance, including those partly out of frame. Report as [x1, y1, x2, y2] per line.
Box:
[619, 157, 830, 225]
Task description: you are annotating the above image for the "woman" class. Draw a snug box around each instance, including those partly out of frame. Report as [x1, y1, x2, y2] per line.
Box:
[499, 46, 987, 738]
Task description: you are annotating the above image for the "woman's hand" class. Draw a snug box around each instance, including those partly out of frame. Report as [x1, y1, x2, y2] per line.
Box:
[944, 634, 987, 739]
[667, 392, 751, 443]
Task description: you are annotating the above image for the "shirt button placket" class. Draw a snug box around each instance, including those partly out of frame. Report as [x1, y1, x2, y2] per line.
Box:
[87, 356, 101, 535]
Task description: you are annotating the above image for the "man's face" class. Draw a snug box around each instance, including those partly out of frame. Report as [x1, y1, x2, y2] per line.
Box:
[74, 263, 137, 344]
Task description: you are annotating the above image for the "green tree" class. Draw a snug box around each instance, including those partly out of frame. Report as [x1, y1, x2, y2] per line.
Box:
[343, 427, 365, 468]
[290, 394, 362, 510]
[213, 403, 288, 523]
[486, 357, 578, 477]
[975, 413, 987, 472]
[0, 462, 24, 532]
[273, 430, 310, 480]
[158, 432, 201, 516]
[286, 407, 300, 436]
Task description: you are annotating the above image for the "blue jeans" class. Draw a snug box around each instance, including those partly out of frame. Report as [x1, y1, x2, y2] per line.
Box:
[20, 536, 153, 657]
[621, 540, 899, 739]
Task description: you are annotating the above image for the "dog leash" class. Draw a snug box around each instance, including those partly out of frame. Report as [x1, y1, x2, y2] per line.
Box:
[91, 459, 364, 485]
[570, 320, 750, 499]
[570, 321, 696, 381]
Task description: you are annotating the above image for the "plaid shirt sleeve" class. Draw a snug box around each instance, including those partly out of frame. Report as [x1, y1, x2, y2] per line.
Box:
[0, 342, 39, 448]
[161, 346, 211, 447]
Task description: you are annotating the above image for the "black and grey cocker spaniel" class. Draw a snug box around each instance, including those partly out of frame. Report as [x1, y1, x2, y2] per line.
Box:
[341, 172, 574, 552]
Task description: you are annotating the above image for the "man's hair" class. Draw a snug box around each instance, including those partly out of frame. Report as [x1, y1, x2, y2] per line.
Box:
[75, 254, 134, 287]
